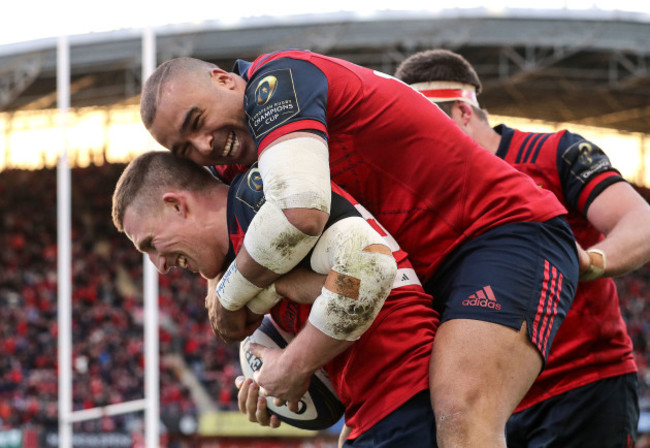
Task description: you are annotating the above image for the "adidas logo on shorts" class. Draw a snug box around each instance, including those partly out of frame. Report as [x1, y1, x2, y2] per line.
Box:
[462, 285, 502, 310]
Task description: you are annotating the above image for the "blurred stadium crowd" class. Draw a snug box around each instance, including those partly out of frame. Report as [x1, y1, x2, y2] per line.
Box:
[1, 162, 649, 436]
[0, 163, 240, 435]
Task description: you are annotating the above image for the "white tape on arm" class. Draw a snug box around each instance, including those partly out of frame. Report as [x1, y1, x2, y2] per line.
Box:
[216, 261, 263, 311]
[246, 283, 283, 315]
[258, 136, 331, 212]
[243, 136, 331, 275]
[580, 248, 607, 281]
[243, 200, 320, 274]
[308, 217, 397, 341]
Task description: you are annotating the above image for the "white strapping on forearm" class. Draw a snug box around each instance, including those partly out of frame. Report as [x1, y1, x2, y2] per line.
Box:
[244, 200, 319, 274]
[246, 283, 282, 315]
[308, 217, 397, 340]
[216, 261, 263, 311]
[258, 136, 331, 212]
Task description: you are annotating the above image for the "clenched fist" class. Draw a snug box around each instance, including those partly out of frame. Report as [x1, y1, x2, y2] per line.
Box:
[205, 276, 263, 343]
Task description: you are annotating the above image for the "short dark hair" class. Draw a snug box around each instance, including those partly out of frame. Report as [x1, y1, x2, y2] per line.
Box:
[140, 57, 219, 129]
[394, 49, 482, 94]
[395, 49, 488, 122]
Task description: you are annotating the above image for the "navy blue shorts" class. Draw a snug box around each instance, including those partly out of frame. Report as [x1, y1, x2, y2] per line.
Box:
[343, 390, 437, 448]
[506, 373, 640, 448]
[424, 217, 578, 362]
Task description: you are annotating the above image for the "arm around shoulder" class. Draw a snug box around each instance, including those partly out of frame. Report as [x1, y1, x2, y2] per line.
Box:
[215, 133, 331, 310]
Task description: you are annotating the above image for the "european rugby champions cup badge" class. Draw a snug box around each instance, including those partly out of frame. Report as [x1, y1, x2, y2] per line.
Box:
[246, 167, 263, 192]
[234, 163, 265, 212]
[247, 68, 299, 138]
[255, 75, 278, 106]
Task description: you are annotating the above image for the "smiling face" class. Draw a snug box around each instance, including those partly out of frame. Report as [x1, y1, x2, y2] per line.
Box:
[148, 68, 258, 167]
[122, 194, 227, 280]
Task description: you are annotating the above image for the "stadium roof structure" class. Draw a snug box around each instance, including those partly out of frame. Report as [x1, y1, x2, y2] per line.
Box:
[0, 7, 649, 134]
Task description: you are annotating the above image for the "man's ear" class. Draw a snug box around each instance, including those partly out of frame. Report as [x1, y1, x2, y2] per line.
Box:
[456, 101, 474, 126]
[210, 69, 234, 88]
[162, 192, 188, 217]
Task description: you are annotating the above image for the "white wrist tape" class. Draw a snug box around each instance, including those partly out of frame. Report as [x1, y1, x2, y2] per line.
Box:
[216, 261, 263, 311]
[308, 217, 397, 341]
[244, 200, 320, 274]
[259, 136, 331, 212]
[580, 248, 607, 282]
[246, 283, 283, 315]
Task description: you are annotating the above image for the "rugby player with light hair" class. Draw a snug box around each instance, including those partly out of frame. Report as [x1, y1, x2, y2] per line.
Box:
[111, 151, 438, 445]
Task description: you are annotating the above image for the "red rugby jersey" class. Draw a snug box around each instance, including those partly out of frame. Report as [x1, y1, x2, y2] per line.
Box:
[226, 166, 437, 437]
[234, 49, 566, 283]
[493, 125, 636, 412]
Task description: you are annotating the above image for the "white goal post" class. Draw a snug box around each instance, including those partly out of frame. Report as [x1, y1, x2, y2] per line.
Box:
[57, 28, 160, 448]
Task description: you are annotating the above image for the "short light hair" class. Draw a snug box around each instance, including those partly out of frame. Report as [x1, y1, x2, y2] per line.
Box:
[140, 57, 219, 129]
[395, 49, 488, 122]
[111, 151, 217, 232]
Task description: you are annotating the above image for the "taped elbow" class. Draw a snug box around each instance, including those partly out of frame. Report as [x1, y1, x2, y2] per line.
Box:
[310, 247, 397, 341]
[307, 216, 398, 340]
[244, 200, 320, 275]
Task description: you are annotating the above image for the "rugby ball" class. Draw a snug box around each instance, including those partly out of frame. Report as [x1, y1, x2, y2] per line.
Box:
[239, 316, 345, 430]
